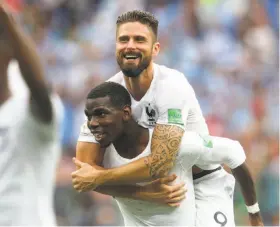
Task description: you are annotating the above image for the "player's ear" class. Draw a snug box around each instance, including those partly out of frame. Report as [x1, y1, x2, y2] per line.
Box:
[123, 105, 132, 121]
[152, 41, 160, 57]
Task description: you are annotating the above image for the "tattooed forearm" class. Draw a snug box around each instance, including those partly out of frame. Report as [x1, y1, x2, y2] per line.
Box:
[144, 125, 184, 178]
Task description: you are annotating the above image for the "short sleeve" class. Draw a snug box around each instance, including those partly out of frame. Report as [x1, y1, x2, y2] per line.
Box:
[195, 137, 246, 169]
[155, 77, 191, 130]
[23, 94, 64, 141]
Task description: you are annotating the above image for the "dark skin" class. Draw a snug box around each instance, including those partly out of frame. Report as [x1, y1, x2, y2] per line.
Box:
[232, 164, 263, 226]
[84, 96, 150, 159]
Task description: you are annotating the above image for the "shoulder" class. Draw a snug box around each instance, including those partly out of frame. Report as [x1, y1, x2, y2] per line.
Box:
[26, 92, 63, 137]
[155, 64, 190, 90]
[154, 64, 192, 97]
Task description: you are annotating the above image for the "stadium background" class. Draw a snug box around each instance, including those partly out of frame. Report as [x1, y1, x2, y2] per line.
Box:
[5, 0, 279, 226]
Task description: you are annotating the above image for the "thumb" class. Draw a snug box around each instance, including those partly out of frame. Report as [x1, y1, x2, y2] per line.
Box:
[160, 174, 177, 184]
[73, 157, 83, 168]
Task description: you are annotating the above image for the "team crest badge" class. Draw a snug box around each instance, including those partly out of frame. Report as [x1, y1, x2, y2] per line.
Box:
[145, 103, 158, 126]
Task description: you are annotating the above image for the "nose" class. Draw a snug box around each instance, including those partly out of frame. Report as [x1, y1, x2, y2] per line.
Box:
[126, 39, 136, 50]
[88, 117, 99, 129]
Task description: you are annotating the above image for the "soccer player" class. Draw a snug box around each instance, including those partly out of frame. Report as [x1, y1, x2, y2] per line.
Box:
[76, 10, 263, 226]
[0, 5, 62, 225]
[72, 82, 262, 226]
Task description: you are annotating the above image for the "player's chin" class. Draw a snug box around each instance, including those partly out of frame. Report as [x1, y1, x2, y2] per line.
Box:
[99, 139, 112, 148]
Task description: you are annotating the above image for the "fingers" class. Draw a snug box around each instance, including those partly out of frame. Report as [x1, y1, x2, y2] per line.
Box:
[166, 193, 186, 203]
[159, 174, 177, 184]
[167, 202, 180, 207]
[72, 157, 83, 168]
[169, 186, 187, 198]
[71, 170, 78, 177]
[73, 184, 81, 192]
[169, 182, 186, 193]
[165, 183, 187, 203]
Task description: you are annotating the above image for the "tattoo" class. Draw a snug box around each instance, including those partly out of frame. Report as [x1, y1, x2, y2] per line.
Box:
[144, 125, 184, 178]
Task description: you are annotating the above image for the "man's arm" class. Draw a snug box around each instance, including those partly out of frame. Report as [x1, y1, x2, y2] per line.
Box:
[95, 174, 185, 207]
[74, 125, 183, 183]
[93, 124, 184, 185]
[74, 127, 185, 207]
[72, 158, 186, 207]
[232, 163, 263, 226]
[3, 8, 52, 123]
[146, 125, 184, 178]
[76, 141, 104, 167]
[193, 136, 263, 226]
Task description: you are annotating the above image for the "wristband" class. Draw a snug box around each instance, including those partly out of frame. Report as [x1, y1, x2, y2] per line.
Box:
[246, 203, 260, 214]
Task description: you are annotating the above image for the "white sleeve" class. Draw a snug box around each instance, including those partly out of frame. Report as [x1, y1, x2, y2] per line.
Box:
[78, 121, 99, 143]
[155, 77, 192, 130]
[195, 136, 246, 169]
[25, 94, 63, 137]
[177, 131, 206, 170]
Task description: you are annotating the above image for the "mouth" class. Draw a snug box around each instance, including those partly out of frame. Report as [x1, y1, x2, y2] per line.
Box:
[91, 131, 107, 142]
[123, 53, 141, 62]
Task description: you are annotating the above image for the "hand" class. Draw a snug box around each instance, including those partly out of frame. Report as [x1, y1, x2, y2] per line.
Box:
[71, 158, 105, 192]
[249, 213, 264, 226]
[140, 174, 187, 207]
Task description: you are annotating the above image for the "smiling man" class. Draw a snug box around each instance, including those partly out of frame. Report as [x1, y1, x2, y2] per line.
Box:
[75, 10, 263, 226]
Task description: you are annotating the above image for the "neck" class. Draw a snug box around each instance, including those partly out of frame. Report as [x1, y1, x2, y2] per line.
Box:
[0, 61, 12, 106]
[124, 63, 154, 101]
[113, 120, 149, 159]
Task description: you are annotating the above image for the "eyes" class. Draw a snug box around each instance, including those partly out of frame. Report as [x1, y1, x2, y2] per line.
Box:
[118, 36, 147, 43]
[85, 110, 107, 121]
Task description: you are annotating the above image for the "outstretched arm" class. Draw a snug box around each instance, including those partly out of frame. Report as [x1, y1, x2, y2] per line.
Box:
[1, 5, 52, 123]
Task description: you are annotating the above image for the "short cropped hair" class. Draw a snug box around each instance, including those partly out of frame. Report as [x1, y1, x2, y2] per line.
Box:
[87, 82, 131, 109]
[116, 10, 159, 39]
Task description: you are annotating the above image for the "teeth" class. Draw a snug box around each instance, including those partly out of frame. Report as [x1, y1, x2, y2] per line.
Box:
[125, 55, 138, 59]
[93, 133, 104, 141]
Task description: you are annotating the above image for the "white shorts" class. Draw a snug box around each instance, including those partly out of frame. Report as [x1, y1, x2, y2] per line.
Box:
[194, 168, 236, 227]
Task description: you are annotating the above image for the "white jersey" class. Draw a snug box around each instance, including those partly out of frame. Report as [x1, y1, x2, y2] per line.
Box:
[0, 94, 63, 225]
[79, 64, 209, 142]
[79, 64, 219, 169]
[102, 129, 246, 226]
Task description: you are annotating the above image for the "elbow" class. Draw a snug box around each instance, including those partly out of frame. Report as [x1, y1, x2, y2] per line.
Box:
[234, 140, 247, 161]
[228, 140, 246, 169]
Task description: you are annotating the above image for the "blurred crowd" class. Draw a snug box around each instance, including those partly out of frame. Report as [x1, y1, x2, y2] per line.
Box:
[5, 0, 279, 226]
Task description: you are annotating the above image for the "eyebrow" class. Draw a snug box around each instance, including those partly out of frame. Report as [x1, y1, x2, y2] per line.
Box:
[118, 35, 148, 40]
[85, 106, 111, 114]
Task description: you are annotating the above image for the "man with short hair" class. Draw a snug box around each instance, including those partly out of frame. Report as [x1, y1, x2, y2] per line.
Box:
[75, 10, 263, 226]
